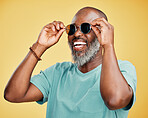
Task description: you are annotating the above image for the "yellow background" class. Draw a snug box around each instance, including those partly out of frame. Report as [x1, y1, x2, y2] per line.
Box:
[0, 0, 148, 117]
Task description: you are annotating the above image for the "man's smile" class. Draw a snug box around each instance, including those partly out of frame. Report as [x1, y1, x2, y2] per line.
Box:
[72, 39, 88, 52]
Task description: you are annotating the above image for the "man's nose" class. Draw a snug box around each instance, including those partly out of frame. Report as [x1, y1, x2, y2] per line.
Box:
[74, 28, 83, 37]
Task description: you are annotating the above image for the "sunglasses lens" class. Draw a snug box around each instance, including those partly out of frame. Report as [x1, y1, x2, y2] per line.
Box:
[66, 24, 75, 35]
[81, 23, 91, 34]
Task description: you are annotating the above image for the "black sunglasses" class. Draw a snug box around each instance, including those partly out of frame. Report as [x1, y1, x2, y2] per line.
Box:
[65, 23, 91, 35]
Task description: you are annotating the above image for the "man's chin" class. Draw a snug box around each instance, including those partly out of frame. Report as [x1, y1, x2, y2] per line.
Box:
[73, 50, 86, 57]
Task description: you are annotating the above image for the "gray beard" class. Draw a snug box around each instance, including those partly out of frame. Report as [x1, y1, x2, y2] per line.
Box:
[68, 38, 100, 66]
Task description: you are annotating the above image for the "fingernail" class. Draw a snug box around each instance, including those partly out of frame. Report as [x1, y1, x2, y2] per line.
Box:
[53, 27, 55, 31]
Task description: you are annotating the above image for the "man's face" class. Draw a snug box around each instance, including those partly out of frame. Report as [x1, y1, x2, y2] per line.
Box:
[68, 10, 101, 66]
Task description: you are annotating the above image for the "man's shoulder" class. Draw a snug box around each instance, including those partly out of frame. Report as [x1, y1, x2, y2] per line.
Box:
[117, 60, 135, 69]
[117, 60, 136, 77]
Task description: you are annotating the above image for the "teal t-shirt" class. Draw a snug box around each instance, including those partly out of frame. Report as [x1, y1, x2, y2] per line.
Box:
[30, 60, 137, 118]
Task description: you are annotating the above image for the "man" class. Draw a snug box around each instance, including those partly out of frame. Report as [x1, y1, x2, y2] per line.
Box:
[4, 7, 137, 118]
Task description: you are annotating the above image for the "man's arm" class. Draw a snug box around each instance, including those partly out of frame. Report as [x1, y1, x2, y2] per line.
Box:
[91, 18, 133, 110]
[4, 21, 65, 103]
[100, 45, 133, 110]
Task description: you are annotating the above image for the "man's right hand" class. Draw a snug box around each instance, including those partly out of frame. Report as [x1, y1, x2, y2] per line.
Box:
[37, 21, 65, 50]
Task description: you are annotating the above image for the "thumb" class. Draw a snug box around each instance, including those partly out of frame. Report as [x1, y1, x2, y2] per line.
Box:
[55, 28, 65, 40]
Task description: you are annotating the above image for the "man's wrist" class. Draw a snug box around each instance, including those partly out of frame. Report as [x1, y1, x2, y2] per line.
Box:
[31, 42, 47, 58]
[103, 44, 114, 51]
[102, 44, 115, 56]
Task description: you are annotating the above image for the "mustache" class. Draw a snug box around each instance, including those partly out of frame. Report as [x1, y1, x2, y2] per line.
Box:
[72, 37, 87, 42]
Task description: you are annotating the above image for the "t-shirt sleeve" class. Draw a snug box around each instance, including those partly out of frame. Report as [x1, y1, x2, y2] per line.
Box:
[118, 60, 137, 110]
[30, 64, 55, 105]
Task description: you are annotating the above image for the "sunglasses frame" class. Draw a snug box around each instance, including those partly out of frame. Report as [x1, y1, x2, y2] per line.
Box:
[65, 23, 92, 35]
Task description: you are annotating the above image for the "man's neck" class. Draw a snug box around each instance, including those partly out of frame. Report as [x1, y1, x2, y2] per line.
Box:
[78, 47, 103, 73]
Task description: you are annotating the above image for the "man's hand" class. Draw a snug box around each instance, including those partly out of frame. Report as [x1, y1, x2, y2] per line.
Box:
[91, 18, 114, 49]
[37, 21, 65, 49]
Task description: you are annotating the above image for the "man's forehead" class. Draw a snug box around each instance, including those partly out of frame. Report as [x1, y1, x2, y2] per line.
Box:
[71, 10, 100, 24]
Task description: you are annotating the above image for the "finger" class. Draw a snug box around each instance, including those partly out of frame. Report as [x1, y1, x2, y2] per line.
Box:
[97, 17, 109, 25]
[52, 21, 60, 30]
[44, 23, 52, 29]
[48, 24, 56, 32]
[91, 26, 101, 34]
[91, 26, 101, 41]
[55, 28, 65, 40]
[91, 17, 109, 25]
[91, 18, 109, 28]
[44, 23, 56, 32]
[56, 21, 65, 29]
[91, 20, 107, 28]
[59, 22, 65, 29]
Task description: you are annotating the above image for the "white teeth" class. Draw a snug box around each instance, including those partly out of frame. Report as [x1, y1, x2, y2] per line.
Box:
[75, 45, 83, 48]
[74, 42, 86, 46]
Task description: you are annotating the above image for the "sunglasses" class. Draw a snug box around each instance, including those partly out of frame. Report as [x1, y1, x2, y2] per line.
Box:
[65, 23, 92, 35]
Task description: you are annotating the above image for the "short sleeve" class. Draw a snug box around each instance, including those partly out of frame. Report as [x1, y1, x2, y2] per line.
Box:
[30, 65, 55, 105]
[118, 60, 137, 110]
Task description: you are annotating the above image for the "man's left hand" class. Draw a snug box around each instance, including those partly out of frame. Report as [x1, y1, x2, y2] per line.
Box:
[91, 18, 114, 49]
